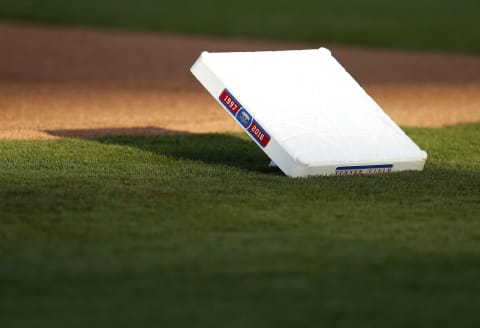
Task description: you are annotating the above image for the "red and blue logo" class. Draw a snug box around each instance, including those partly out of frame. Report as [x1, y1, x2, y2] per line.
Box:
[219, 89, 271, 147]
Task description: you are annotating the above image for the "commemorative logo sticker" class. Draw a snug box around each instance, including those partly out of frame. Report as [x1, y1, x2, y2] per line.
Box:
[219, 89, 271, 148]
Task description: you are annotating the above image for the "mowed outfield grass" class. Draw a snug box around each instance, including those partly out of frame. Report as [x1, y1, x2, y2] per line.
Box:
[0, 0, 479, 53]
[1, 123, 479, 327]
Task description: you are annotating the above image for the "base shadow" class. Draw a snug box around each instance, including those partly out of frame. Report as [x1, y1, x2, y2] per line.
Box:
[46, 127, 281, 175]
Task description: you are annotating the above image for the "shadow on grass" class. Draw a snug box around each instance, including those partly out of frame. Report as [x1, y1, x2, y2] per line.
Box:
[46, 127, 281, 175]
[46, 123, 480, 178]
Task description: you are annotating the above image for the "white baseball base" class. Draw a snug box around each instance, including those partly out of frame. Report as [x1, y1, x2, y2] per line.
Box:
[191, 48, 427, 177]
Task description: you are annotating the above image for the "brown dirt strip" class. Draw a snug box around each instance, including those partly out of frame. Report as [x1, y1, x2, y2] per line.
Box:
[0, 22, 479, 140]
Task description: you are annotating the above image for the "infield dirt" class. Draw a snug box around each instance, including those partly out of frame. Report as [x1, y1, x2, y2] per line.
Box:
[1, 23, 479, 140]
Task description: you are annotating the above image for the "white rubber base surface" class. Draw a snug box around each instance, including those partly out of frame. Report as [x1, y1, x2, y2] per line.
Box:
[191, 48, 427, 177]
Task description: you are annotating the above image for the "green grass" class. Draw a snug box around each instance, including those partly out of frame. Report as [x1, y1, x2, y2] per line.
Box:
[0, 0, 479, 53]
[1, 123, 479, 327]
